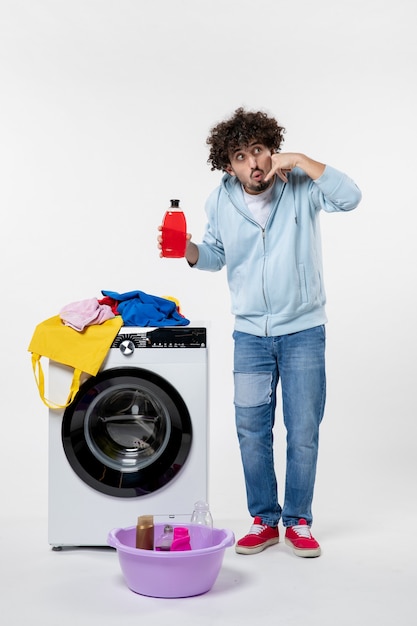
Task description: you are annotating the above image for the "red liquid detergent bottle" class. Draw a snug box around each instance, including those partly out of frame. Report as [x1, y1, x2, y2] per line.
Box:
[161, 199, 187, 258]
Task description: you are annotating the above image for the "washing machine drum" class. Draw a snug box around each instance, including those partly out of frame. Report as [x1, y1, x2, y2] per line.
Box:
[62, 367, 192, 497]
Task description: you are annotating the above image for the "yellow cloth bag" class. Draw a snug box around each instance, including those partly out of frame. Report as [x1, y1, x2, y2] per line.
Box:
[28, 315, 124, 409]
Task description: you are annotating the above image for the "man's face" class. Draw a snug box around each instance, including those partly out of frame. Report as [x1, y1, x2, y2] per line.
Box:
[226, 140, 273, 194]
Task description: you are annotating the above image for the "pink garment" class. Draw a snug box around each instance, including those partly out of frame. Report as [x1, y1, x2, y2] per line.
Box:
[59, 297, 115, 332]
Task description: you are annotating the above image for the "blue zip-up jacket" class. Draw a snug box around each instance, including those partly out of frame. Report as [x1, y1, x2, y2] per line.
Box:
[194, 165, 362, 336]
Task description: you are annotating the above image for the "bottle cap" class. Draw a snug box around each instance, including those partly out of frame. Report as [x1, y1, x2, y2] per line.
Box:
[137, 514, 154, 528]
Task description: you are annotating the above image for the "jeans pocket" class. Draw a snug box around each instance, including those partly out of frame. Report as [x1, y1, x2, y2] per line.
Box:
[233, 371, 272, 407]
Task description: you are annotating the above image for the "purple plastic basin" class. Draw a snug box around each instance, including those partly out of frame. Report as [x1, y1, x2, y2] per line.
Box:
[107, 523, 235, 598]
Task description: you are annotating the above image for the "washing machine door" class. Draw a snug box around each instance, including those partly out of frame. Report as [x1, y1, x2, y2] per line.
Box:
[62, 367, 192, 497]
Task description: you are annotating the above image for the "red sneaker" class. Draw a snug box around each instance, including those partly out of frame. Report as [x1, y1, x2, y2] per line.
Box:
[285, 519, 321, 557]
[235, 517, 279, 555]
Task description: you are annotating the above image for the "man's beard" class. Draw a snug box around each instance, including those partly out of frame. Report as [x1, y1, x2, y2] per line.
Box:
[244, 179, 271, 194]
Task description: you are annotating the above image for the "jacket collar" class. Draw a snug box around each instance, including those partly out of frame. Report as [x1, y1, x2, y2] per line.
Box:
[221, 172, 286, 209]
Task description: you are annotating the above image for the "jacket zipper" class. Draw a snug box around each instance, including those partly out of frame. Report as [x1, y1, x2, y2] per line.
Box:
[261, 182, 288, 337]
[225, 180, 288, 338]
[261, 228, 269, 336]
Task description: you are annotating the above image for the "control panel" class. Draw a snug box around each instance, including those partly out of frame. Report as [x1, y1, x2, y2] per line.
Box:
[111, 327, 206, 349]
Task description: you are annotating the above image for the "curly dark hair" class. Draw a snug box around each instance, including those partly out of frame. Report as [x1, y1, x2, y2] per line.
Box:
[206, 107, 286, 171]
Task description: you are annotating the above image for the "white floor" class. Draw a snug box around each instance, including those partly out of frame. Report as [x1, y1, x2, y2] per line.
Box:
[2, 514, 416, 626]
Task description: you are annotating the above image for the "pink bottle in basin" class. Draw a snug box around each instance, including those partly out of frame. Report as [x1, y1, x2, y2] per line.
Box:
[161, 199, 187, 258]
[170, 526, 192, 551]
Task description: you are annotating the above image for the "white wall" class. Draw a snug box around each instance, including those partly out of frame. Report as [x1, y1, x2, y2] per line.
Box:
[1, 0, 416, 525]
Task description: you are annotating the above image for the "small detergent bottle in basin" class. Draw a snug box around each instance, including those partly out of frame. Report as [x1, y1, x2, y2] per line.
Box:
[190, 500, 213, 548]
[135, 515, 154, 550]
[191, 500, 213, 527]
[155, 525, 174, 551]
[170, 526, 192, 551]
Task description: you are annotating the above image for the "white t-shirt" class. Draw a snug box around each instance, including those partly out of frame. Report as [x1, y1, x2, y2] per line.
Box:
[242, 180, 275, 228]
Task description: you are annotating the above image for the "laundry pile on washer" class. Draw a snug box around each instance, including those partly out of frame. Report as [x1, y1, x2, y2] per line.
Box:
[28, 289, 189, 410]
[59, 289, 189, 331]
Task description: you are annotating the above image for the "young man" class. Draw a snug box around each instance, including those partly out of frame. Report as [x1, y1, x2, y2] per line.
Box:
[161, 108, 361, 557]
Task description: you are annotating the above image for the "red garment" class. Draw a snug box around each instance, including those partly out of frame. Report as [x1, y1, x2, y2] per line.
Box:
[98, 296, 120, 315]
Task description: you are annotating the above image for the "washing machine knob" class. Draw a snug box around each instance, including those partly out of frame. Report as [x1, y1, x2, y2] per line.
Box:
[119, 339, 135, 356]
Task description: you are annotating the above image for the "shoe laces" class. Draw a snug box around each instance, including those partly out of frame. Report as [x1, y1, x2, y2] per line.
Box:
[249, 522, 268, 535]
[292, 523, 312, 538]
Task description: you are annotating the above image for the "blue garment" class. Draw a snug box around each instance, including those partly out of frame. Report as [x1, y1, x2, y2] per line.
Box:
[101, 290, 189, 327]
[233, 326, 326, 527]
[194, 165, 362, 337]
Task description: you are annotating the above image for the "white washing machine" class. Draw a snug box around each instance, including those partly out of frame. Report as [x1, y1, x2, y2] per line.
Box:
[48, 326, 208, 548]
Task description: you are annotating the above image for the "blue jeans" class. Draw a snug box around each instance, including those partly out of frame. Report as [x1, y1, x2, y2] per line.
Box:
[233, 326, 326, 528]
